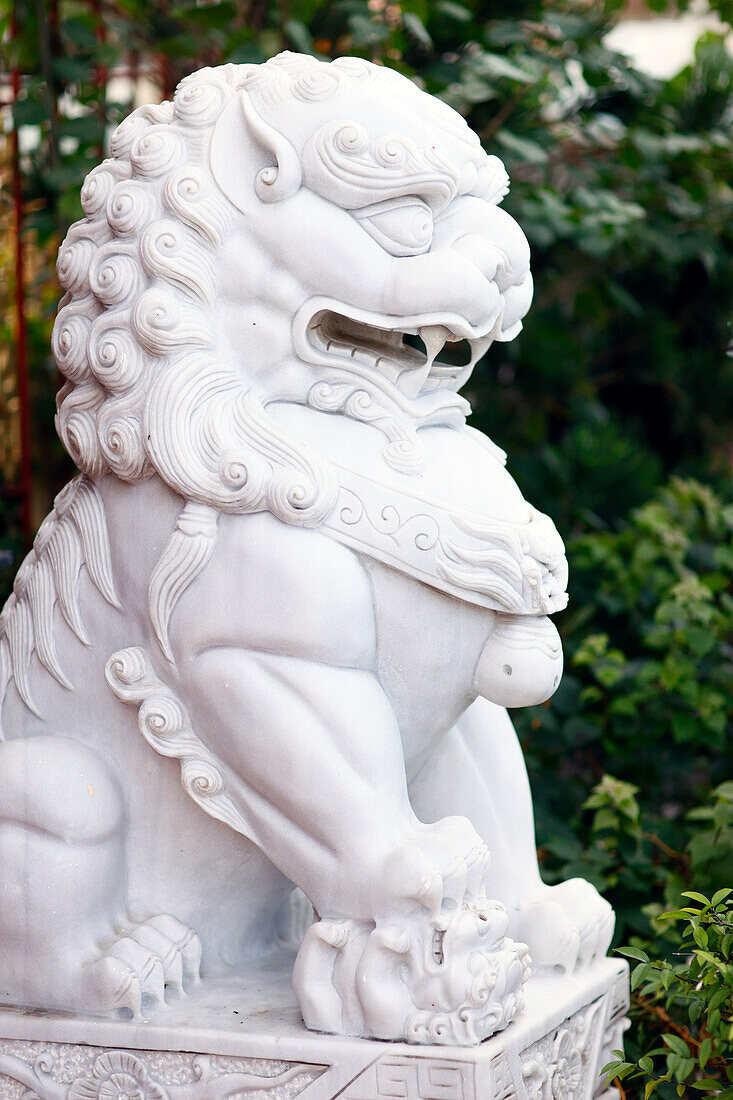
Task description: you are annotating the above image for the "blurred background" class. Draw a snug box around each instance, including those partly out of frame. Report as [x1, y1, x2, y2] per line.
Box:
[1, 0, 732, 1091]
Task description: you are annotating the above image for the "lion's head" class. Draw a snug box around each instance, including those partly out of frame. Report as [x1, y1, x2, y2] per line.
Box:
[53, 52, 532, 525]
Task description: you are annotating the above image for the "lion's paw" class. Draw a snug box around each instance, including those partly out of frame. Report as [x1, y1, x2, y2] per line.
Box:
[383, 816, 492, 916]
[84, 914, 202, 1020]
[515, 878, 614, 972]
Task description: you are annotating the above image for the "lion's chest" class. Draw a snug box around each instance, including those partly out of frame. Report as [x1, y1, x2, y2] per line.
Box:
[363, 558, 495, 774]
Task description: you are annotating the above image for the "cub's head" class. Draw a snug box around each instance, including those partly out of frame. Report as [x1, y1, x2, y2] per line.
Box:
[294, 902, 529, 1045]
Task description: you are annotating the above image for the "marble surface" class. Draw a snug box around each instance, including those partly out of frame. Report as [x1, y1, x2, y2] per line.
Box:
[0, 958, 628, 1099]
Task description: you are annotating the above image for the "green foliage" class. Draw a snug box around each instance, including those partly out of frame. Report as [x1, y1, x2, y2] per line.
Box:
[606, 893, 733, 1096]
[519, 479, 732, 913]
[590, 783, 733, 1097]
[521, 481, 732, 1098]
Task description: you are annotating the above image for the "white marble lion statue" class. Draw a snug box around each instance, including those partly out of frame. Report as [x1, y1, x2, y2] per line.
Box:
[0, 52, 613, 1045]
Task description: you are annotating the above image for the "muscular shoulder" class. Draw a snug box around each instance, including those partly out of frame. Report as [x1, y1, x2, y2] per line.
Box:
[169, 511, 377, 670]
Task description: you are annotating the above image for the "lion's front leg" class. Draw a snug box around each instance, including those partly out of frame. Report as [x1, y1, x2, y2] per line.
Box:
[410, 697, 614, 972]
[176, 648, 527, 1043]
[180, 649, 416, 916]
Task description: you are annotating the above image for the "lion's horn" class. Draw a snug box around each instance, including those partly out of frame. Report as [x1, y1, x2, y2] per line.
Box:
[240, 92, 302, 203]
[211, 89, 302, 212]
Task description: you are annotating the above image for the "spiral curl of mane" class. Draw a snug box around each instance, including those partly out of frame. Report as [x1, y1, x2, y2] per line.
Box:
[53, 56, 347, 525]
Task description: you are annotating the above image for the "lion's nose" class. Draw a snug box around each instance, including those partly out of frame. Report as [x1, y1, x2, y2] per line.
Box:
[438, 205, 532, 338]
[452, 234, 526, 293]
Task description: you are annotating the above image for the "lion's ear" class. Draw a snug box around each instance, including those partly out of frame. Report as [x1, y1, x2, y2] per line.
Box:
[211, 91, 302, 211]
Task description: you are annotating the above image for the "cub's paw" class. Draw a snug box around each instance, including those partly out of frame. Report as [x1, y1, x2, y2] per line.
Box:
[84, 913, 202, 1020]
[515, 878, 614, 972]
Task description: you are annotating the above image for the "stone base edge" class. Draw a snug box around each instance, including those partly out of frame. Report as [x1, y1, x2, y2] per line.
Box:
[0, 962, 629, 1100]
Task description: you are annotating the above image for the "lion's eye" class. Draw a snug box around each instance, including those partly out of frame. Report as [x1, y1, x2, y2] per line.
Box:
[353, 197, 434, 257]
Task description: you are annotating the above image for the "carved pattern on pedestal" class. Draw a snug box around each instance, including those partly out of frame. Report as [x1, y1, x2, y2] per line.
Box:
[594, 971, 631, 1100]
[0, 967, 630, 1100]
[519, 997, 608, 1100]
[487, 1054, 518, 1100]
[341, 1055, 475, 1100]
[0, 1043, 324, 1100]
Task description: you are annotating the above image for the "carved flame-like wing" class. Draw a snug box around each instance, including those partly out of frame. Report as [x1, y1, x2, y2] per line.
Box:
[0, 476, 120, 730]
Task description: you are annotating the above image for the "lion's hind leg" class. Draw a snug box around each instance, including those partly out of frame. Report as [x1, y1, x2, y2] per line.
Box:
[0, 736, 126, 1011]
[0, 736, 202, 1018]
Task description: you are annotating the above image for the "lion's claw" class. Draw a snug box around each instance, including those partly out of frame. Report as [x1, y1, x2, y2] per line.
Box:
[85, 913, 202, 1020]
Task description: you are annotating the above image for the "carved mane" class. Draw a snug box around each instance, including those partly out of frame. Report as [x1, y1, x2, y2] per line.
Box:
[53, 58, 342, 528]
[52, 53, 508, 528]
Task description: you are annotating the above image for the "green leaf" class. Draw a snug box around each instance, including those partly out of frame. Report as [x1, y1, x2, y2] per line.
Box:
[681, 892, 711, 906]
[602, 1059, 634, 1080]
[662, 1034, 691, 1057]
[617, 946, 650, 963]
[699, 1038, 712, 1068]
[631, 962, 649, 990]
[693, 924, 709, 948]
[709, 986, 731, 1011]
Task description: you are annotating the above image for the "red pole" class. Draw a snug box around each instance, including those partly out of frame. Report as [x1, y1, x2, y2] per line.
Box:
[91, 0, 108, 157]
[10, 1, 33, 539]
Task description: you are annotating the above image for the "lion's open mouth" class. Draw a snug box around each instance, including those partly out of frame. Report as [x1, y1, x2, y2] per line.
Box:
[306, 310, 481, 401]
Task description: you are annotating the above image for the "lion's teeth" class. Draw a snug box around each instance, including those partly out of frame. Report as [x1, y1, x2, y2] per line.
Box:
[395, 325, 452, 397]
[418, 325, 450, 365]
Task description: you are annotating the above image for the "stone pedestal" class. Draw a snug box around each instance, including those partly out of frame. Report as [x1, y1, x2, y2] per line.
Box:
[0, 957, 628, 1100]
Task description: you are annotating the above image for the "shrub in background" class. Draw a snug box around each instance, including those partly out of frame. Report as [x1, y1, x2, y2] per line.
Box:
[600, 787, 733, 1097]
[521, 479, 733, 1096]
